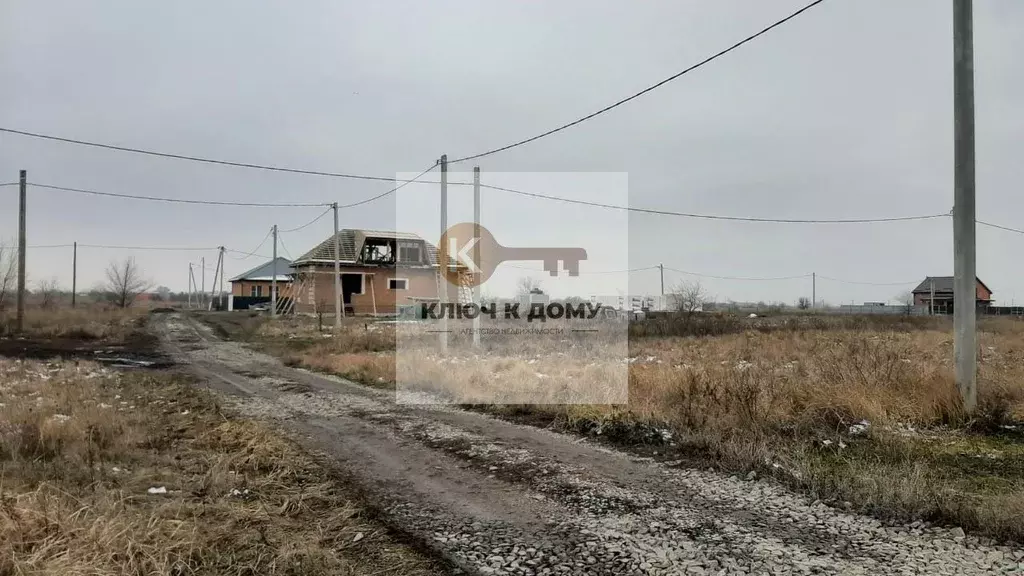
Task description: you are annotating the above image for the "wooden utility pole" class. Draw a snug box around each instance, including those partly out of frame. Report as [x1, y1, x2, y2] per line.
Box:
[332, 202, 342, 327]
[953, 0, 977, 413]
[439, 154, 448, 353]
[71, 241, 77, 308]
[472, 165, 481, 348]
[16, 170, 26, 332]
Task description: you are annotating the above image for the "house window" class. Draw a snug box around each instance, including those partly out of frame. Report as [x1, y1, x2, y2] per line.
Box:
[397, 242, 421, 264]
[250, 285, 263, 297]
[388, 278, 408, 291]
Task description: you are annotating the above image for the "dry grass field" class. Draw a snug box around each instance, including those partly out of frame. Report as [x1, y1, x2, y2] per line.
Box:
[212, 311, 1024, 542]
[0, 309, 444, 576]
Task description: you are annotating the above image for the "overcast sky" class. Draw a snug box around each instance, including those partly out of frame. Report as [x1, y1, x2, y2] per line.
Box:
[1, 0, 1022, 305]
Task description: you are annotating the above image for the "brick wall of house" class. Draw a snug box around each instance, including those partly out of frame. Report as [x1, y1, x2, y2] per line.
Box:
[293, 266, 442, 315]
[230, 280, 293, 299]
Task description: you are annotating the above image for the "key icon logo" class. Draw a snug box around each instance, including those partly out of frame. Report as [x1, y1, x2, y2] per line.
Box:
[438, 223, 588, 287]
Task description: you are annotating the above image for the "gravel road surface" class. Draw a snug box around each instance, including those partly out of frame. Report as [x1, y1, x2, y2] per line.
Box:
[153, 312, 1024, 576]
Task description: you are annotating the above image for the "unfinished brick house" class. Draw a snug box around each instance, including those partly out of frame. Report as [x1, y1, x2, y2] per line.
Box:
[912, 276, 992, 315]
[290, 229, 464, 316]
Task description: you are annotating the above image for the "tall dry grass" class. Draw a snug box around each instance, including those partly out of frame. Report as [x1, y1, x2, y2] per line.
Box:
[0, 305, 146, 339]
[0, 358, 440, 575]
[247, 314, 1024, 540]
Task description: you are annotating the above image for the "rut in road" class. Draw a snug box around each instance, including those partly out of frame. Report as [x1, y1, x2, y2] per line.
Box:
[154, 313, 1024, 576]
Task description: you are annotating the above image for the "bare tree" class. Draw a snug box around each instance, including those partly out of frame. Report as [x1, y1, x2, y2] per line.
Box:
[104, 258, 151, 309]
[896, 290, 916, 315]
[0, 244, 18, 311]
[668, 280, 707, 319]
[797, 296, 811, 310]
[516, 276, 543, 298]
[37, 277, 60, 309]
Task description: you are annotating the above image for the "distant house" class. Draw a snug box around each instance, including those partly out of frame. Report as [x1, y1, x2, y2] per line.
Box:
[912, 276, 992, 314]
[290, 229, 467, 316]
[229, 257, 294, 300]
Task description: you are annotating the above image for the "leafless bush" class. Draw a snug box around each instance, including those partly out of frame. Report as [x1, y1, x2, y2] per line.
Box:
[37, 277, 60, 309]
[0, 243, 18, 311]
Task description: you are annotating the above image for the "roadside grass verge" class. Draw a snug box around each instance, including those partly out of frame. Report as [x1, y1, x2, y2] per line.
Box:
[0, 357, 442, 575]
[202, 311, 1024, 542]
[0, 305, 146, 339]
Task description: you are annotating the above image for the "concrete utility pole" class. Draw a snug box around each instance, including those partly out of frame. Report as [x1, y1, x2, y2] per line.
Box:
[218, 246, 225, 311]
[812, 272, 816, 310]
[439, 154, 449, 353]
[658, 263, 665, 309]
[930, 277, 936, 315]
[71, 241, 77, 308]
[201, 256, 206, 310]
[472, 166, 481, 348]
[16, 170, 26, 333]
[188, 263, 194, 309]
[271, 225, 278, 318]
[953, 0, 977, 413]
[332, 202, 342, 328]
[208, 249, 222, 311]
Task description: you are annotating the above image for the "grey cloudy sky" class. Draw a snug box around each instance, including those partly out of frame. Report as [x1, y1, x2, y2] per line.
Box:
[1, 0, 1022, 304]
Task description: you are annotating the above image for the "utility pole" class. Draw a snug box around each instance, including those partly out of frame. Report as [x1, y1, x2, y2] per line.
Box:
[188, 263, 194, 309]
[332, 202, 342, 328]
[271, 225, 278, 318]
[953, 0, 977, 413]
[16, 170, 26, 333]
[930, 277, 936, 315]
[812, 272, 816, 310]
[201, 256, 206, 310]
[472, 166, 481, 348]
[208, 250, 222, 311]
[439, 154, 448, 353]
[218, 246, 225, 311]
[658, 263, 665, 310]
[71, 241, 77, 308]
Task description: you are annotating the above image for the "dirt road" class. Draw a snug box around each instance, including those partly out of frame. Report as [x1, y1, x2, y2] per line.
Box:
[153, 312, 1024, 575]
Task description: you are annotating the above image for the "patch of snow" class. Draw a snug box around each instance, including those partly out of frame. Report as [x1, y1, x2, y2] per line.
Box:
[848, 420, 870, 436]
[147, 486, 168, 494]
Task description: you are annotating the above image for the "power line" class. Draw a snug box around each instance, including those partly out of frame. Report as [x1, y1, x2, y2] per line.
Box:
[226, 229, 273, 260]
[277, 235, 294, 260]
[279, 207, 332, 233]
[478, 183, 949, 223]
[0, 127, 409, 182]
[978, 220, 1024, 235]
[336, 162, 439, 209]
[29, 182, 330, 208]
[448, 0, 829, 164]
[816, 275, 919, 286]
[225, 248, 273, 259]
[504, 263, 657, 275]
[28, 243, 214, 250]
[664, 266, 809, 281]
